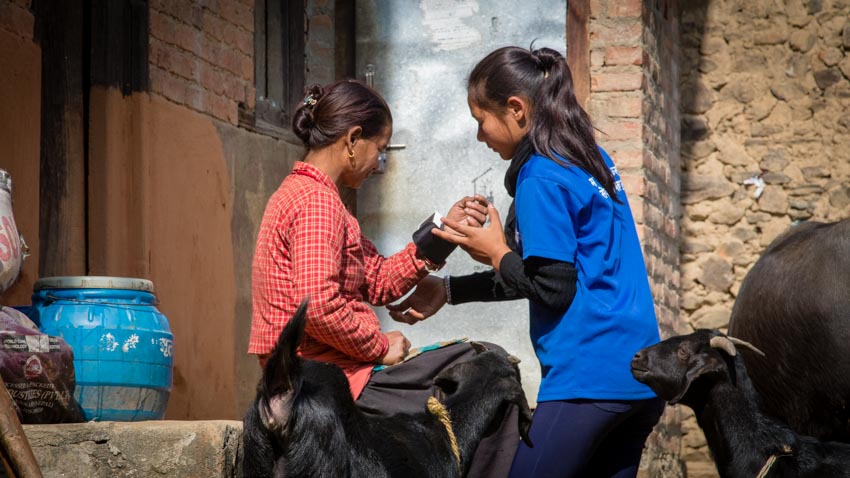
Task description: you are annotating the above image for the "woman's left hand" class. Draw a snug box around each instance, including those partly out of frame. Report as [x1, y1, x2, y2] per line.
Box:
[387, 275, 446, 324]
[433, 204, 512, 269]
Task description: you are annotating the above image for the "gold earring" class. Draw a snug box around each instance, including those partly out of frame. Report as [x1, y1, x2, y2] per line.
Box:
[348, 148, 355, 159]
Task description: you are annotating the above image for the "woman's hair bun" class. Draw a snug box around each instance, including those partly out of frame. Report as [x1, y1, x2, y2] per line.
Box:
[292, 84, 325, 146]
[291, 79, 391, 150]
[533, 47, 562, 71]
[303, 84, 324, 107]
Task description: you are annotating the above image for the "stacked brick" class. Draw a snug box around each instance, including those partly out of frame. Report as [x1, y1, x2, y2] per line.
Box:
[305, 2, 335, 86]
[0, 0, 33, 40]
[589, 0, 682, 340]
[589, 0, 684, 384]
[148, 0, 255, 125]
[588, 1, 684, 475]
[637, 4, 684, 477]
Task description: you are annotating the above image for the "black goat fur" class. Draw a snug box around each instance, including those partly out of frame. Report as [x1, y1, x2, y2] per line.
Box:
[242, 299, 534, 478]
[728, 218, 850, 442]
[632, 329, 850, 478]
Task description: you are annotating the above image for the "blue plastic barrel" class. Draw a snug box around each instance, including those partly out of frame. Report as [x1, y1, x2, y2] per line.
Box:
[27, 276, 173, 421]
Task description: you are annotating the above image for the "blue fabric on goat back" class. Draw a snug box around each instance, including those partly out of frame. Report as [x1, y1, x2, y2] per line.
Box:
[26, 276, 173, 422]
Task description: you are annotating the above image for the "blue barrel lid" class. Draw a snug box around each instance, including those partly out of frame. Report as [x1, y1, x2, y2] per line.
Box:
[34, 276, 155, 293]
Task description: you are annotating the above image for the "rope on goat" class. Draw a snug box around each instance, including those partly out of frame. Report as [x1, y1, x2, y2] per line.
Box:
[756, 445, 793, 478]
[427, 396, 461, 474]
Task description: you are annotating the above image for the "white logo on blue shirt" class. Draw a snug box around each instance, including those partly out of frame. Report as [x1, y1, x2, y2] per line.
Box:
[588, 177, 610, 199]
[610, 166, 624, 193]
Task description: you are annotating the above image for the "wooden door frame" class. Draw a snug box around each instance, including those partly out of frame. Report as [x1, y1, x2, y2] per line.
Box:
[32, 0, 149, 278]
[567, 0, 590, 109]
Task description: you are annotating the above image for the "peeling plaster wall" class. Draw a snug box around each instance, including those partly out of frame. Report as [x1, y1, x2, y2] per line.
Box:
[215, 124, 301, 418]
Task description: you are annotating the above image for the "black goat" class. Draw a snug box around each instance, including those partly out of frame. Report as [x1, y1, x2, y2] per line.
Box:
[242, 299, 533, 478]
[728, 218, 850, 442]
[631, 329, 850, 478]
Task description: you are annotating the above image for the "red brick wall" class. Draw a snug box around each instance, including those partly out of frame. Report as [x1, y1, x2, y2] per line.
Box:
[148, 0, 255, 125]
[639, 0, 681, 339]
[589, 0, 681, 335]
[588, 0, 684, 475]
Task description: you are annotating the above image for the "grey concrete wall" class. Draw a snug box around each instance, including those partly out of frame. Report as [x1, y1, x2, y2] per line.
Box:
[354, 0, 568, 405]
[217, 123, 303, 418]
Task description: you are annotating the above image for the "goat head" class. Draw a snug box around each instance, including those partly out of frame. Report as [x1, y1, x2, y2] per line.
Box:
[630, 329, 760, 405]
[433, 341, 534, 447]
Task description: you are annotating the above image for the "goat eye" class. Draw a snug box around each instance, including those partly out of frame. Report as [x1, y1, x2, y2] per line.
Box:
[677, 347, 690, 362]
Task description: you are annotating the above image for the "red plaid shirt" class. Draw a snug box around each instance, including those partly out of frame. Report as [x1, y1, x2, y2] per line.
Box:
[249, 162, 428, 394]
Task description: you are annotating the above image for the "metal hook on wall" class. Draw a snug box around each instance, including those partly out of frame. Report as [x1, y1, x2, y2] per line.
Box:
[365, 64, 376, 88]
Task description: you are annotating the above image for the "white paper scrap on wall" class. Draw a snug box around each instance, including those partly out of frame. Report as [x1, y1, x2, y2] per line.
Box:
[420, 0, 481, 51]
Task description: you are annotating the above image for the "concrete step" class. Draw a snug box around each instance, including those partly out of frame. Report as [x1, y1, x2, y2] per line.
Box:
[20, 420, 243, 478]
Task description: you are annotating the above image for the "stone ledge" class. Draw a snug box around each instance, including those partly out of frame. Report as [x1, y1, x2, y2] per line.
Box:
[21, 420, 243, 478]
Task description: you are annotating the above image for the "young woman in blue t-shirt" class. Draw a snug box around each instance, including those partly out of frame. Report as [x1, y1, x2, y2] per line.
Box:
[389, 46, 664, 477]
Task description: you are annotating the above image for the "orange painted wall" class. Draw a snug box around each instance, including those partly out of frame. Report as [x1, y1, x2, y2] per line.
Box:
[88, 87, 300, 419]
[0, 27, 40, 306]
[87, 87, 238, 419]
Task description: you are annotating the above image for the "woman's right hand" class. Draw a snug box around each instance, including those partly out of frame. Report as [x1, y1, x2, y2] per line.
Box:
[433, 204, 511, 269]
[381, 331, 411, 366]
[444, 194, 490, 231]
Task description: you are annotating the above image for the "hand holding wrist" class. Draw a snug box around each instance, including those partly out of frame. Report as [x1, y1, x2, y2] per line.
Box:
[490, 245, 513, 271]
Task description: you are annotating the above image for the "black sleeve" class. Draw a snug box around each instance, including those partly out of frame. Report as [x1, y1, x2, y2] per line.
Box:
[448, 253, 578, 314]
[448, 270, 520, 304]
[496, 252, 577, 313]
[411, 213, 457, 264]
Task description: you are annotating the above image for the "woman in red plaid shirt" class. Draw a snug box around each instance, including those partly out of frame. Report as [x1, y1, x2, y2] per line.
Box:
[249, 79, 522, 477]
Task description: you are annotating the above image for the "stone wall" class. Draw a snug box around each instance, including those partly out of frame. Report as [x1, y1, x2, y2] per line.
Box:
[23, 421, 243, 478]
[680, 1, 850, 476]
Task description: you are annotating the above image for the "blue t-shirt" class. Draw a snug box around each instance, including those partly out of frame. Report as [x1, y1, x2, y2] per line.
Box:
[514, 148, 660, 401]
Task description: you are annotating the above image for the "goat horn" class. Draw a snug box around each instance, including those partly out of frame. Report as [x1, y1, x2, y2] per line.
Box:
[507, 354, 521, 365]
[726, 336, 766, 357]
[710, 336, 737, 356]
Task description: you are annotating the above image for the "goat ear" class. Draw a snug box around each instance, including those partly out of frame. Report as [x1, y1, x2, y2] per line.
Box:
[470, 342, 488, 355]
[258, 393, 294, 433]
[262, 298, 309, 402]
[669, 354, 727, 404]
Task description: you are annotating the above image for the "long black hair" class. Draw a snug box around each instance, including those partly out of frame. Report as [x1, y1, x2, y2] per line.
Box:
[468, 46, 619, 200]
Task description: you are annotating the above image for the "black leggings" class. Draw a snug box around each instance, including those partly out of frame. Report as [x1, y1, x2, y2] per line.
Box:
[509, 397, 665, 478]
